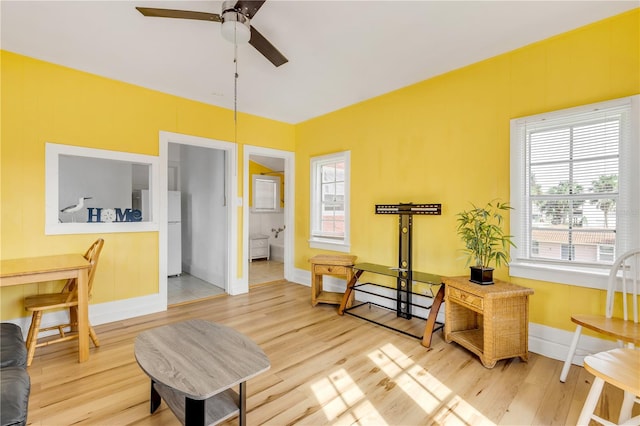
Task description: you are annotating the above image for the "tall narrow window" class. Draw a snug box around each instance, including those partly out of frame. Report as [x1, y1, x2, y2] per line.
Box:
[310, 151, 350, 252]
[510, 95, 639, 288]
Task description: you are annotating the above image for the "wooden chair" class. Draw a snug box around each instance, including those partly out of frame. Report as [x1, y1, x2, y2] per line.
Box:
[24, 238, 104, 366]
[577, 348, 640, 426]
[560, 248, 640, 383]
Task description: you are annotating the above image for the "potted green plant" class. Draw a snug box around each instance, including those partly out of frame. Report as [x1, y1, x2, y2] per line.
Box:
[456, 200, 516, 284]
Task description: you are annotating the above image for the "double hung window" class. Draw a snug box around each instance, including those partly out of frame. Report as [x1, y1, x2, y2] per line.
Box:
[510, 96, 639, 288]
[309, 151, 350, 252]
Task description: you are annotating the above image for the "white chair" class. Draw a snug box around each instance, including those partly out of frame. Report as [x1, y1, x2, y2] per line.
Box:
[560, 248, 640, 383]
[577, 348, 640, 426]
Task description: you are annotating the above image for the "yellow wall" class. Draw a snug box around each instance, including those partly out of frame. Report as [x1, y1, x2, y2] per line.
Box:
[1, 9, 638, 332]
[294, 9, 640, 332]
[0, 51, 294, 320]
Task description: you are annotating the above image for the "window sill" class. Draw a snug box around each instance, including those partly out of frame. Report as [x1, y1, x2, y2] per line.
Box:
[509, 260, 610, 290]
[309, 239, 350, 253]
[46, 221, 159, 235]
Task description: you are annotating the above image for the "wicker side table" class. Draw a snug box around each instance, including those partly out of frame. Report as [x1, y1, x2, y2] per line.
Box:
[443, 276, 534, 368]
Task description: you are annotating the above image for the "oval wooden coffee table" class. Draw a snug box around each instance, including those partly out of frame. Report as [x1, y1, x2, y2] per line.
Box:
[134, 319, 270, 425]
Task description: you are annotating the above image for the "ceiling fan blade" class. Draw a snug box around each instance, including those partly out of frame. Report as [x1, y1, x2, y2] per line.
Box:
[233, 1, 266, 19]
[136, 7, 221, 22]
[249, 26, 288, 67]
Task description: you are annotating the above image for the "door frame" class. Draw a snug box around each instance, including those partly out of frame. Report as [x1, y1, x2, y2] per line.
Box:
[243, 146, 295, 287]
[159, 131, 240, 302]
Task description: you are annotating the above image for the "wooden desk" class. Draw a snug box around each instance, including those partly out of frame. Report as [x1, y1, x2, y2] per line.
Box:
[135, 320, 270, 426]
[0, 254, 91, 363]
[309, 254, 357, 307]
[443, 276, 534, 368]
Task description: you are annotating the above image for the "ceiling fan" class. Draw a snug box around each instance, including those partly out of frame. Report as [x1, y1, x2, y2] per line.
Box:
[136, 0, 288, 67]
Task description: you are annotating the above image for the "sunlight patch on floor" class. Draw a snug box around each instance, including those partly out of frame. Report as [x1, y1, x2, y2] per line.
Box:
[310, 342, 495, 425]
[369, 343, 495, 425]
[310, 368, 386, 424]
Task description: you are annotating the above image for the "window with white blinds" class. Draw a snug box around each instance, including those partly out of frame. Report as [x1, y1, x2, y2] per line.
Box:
[510, 95, 639, 289]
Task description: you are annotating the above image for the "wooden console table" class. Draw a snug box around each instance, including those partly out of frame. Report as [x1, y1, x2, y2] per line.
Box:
[309, 254, 357, 307]
[443, 276, 534, 368]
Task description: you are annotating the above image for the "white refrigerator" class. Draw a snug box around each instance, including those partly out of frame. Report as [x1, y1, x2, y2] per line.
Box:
[168, 191, 182, 276]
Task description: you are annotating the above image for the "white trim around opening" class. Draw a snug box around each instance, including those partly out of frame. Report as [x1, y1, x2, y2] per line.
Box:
[243, 145, 295, 290]
[159, 131, 240, 302]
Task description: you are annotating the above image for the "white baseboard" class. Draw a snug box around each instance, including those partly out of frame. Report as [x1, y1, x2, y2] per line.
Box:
[91, 293, 167, 325]
[292, 267, 311, 287]
[528, 322, 617, 365]
[6, 293, 166, 339]
[183, 265, 224, 289]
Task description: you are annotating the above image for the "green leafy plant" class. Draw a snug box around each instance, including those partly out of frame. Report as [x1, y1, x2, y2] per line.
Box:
[456, 200, 516, 268]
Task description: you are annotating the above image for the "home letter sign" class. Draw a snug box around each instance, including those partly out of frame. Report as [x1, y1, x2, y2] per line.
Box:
[87, 208, 143, 223]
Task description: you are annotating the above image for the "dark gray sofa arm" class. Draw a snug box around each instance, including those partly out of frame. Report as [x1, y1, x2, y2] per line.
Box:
[0, 367, 30, 426]
[0, 324, 27, 368]
[1, 323, 30, 426]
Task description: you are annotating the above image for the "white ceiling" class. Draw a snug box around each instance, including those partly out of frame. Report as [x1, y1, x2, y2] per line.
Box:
[2, 1, 637, 124]
[250, 154, 284, 171]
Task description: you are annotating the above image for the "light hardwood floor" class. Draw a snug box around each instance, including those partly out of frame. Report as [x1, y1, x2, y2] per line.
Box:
[25, 281, 632, 425]
[249, 260, 284, 286]
[167, 260, 283, 306]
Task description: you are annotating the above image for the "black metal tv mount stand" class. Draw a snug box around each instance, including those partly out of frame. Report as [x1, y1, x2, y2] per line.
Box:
[338, 203, 445, 347]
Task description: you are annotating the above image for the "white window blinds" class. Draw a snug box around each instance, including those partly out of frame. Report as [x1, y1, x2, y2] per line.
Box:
[510, 95, 639, 287]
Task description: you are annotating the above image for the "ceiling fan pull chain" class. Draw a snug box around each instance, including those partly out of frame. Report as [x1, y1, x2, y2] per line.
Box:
[234, 25, 239, 142]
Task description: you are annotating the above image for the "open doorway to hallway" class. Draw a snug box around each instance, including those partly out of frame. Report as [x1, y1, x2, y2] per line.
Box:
[244, 146, 295, 288]
[167, 141, 227, 305]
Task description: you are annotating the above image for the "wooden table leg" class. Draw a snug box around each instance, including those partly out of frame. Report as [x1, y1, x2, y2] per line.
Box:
[311, 271, 321, 307]
[344, 269, 355, 309]
[421, 284, 445, 348]
[338, 270, 363, 315]
[76, 267, 89, 362]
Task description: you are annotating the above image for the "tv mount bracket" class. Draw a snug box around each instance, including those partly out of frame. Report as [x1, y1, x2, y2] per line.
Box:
[375, 203, 442, 318]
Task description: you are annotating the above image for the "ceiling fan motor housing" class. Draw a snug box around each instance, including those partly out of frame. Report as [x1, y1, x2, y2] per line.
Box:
[221, 1, 251, 44]
[136, 1, 288, 66]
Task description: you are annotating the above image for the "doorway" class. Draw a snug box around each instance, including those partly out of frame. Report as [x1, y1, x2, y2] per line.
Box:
[166, 142, 227, 305]
[243, 146, 295, 287]
[159, 132, 239, 306]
